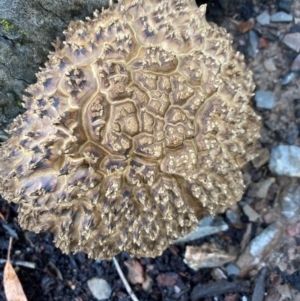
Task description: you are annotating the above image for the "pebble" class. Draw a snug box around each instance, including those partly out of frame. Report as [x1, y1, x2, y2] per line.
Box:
[278, 0, 293, 13]
[270, 11, 293, 22]
[281, 72, 299, 85]
[263, 58, 277, 72]
[287, 127, 299, 145]
[256, 11, 270, 25]
[283, 33, 300, 52]
[174, 216, 228, 243]
[236, 223, 283, 275]
[248, 178, 275, 199]
[243, 204, 260, 222]
[212, 268, 227, 280]
[254, 90, 275, 109]
[290, 24, 300, 34]
[269, 145, 300, 177]
[225, 263, 240, 276]
[87, 278, 112, 300]
[280, 184, 300, 221]
[249, 224, 282, 258]
[174, 285, 181, 294]
[0, 130, 9, 142]
[226, 209, 240, 224]
[247, 30, 259, 58]
[291, 54, 300, 71]
[251, 148, 270, 168]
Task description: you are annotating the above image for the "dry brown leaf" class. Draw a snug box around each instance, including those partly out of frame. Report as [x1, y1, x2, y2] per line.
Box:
[3, 237, 28, 301]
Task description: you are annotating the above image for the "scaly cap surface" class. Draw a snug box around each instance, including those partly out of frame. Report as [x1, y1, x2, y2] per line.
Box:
[0, 0, 260, 259]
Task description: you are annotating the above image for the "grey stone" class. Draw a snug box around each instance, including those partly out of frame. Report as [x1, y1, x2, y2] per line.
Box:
[236, 223, 283, 275]
[247, 30, 259, 58]
[278, 0, 293, 13]
[174, 216, 228, 243]
[291, 54, 300, 72]
[225, 209, 240, 224]
[254, 90, 275, 109]
[271, 11, 293, 22]
[249, 224, 281, 257]
[280, 184, 300, 221]
[256, 11, 270, 25]
[269, 145, 300, 177]
[263, 58, 277, 72]
[226, 263, 240, 276]
[243, 204, 260, 222]
[283, 33, 300, 52]
[87, 278, 112, 300]
[251, 148, 270, 168]
[281, 72, 299, 85]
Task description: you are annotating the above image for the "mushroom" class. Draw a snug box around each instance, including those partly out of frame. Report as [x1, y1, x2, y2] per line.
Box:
[0, 0, 260, 260]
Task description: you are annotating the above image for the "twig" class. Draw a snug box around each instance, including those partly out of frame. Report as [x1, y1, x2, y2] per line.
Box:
[0, 259, 36, 269]
[112, 257, 139, 301]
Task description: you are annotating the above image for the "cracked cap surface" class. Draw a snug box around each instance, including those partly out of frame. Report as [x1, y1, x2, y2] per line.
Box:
[0, 0, 260, 259]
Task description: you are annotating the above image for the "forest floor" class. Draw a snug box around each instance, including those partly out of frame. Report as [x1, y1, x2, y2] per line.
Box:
[1, 0, 300, 300]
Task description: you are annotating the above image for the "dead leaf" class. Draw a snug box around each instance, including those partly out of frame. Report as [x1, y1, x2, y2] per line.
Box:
[3, 237, 28, 301]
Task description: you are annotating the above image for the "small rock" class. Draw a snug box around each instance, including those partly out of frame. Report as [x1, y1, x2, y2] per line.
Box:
[290, 24, 300, 33]
[263, 58, 277, 72]
[226, 209, 240, 224]
[280, 184, 300, 221]
[256, 11, 270, 25]
[212, 268, 227, 280]
[252, 148, 270, 168]
[278, 0, 293, 13]
[247, 30, 259, 58]
[174, 216, 228, 243]
[286, 127, 299, 145]
[248, 178, 275, 199]
[174, 285, 181, 294]
[283, 33, 300, 52]
[0, 130, 9, 142]
[281, 72, 299, 85]
[156, 273, 179, 286]
[226, 263, 240, 276]
[236, 223, 283, 275]
[87, 278, 112, 301]
[184, 244, 236, 270]
[291, 54, 300, 71]
[271, 11, 293, 22]
[250, 224, 282, 258]
[124, 259, 145, 285]
[254, 90, 275, 109]
[269, 145, 300, 177]
[243, 204, 260, 222]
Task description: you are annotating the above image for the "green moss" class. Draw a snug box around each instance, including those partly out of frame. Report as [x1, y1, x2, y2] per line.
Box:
[0, 19, 15, 31]
[0, 18, 25, 40]
[16, 99, 23, 107]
